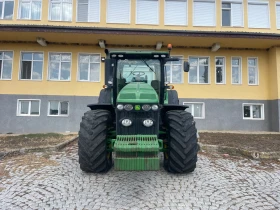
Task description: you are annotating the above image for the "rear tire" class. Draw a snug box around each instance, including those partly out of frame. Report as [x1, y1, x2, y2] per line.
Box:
[164, 110, 198, 173]
[78, 110, 112, 173]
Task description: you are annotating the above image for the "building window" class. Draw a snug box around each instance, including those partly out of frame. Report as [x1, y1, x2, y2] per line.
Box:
[136, 0, 158, 25]
[20, 52, 43, 80]
[222, 1, 243, 27]
[183, 102, 205, 119]
[165, 56, 183, 83]
[78, 54, 100, 82]
[77, 0, 100, 22]
[17, 99, 40, 116]
[18, 0, 41, 20]
[276, 4, 280, 29]
[189, 57, 209, 84]
[248, 58, 258, 85]
[0, 0, 14, 19]
[48, 53, 71, 81]
[215, 57, 225, 84]
[243, 104, 264, 120]
[231, 57, 241, 84]
[248, 1, 269, 28]
[107, 0, 130, 24]
[164, 0, 187, 26]
[49, 0, 72, 21]
[0, 51, 13, 80]
[193, 0, 215, 26]
[48, 101, 69, 116]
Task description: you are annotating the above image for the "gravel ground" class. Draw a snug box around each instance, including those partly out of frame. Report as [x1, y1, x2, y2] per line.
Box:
[199, 132, 280, 152]
[0, 142, 280, 210]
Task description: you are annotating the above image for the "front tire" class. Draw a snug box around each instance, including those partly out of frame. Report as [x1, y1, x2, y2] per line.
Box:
[78, 110, 112, 173]
[164, 110, 198, 173]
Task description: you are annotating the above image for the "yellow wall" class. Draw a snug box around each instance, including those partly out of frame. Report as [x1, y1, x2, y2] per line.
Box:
[0, 43, 276, 100]
[1, 0, 280, 34]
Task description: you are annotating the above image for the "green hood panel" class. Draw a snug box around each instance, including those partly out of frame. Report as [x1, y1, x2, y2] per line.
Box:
[117, 83, 159, 103]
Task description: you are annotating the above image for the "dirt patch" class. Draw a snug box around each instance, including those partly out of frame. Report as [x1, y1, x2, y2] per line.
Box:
[0, 133, 77, 152]
[199, 132, 280, 152]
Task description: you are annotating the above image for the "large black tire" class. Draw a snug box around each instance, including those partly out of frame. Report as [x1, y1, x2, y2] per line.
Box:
[78, 110, 112, 173]
[164, 110, 198, 173]
[98, 89, 111, 104]
[168, 90, 179, 105]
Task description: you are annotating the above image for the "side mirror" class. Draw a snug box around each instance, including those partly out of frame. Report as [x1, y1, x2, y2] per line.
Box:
[184, 61, 190, 72]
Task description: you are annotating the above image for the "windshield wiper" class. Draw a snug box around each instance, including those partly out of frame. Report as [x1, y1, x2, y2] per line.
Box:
[142, 59, 155, 74]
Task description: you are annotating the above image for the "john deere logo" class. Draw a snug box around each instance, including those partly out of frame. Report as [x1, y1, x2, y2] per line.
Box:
[135, 105, 141, 111]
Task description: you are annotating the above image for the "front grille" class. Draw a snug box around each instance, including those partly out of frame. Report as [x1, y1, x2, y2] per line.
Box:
[116, 109, 159, 135]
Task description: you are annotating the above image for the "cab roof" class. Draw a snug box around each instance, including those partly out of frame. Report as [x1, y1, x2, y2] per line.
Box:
[105, 49, 170, 59]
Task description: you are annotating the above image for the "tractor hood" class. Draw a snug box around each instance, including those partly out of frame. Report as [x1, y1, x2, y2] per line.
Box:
[117, 83, 159, 104]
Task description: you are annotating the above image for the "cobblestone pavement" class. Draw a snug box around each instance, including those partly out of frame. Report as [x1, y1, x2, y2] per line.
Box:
[1, 142, 280, 210]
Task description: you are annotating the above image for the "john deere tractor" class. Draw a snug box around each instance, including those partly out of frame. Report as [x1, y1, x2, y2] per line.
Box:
[78, 46, 198, 173]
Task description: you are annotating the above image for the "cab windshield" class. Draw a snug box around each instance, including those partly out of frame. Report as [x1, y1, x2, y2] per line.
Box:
[116, 59, 161, 94]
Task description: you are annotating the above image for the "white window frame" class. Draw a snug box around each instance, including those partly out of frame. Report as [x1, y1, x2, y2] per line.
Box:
[231, 56, 242, 85]
[247, 0, 270, 29]
[48, 52, 72, 81]
[136, 0, 159, 25]
[0, 50, 13, 80]
[76, 0, 100, 23]
[183, 102, 205, 119]
[276, 2, 280, 29]
[0, 0, 14, 19]
[193, 0, 216, 27]
[164, 0, 188, 26]
[221, 0, 243, 27]
[18, 0, 42, 20]
[19, 51, 44, 81]
[165, 55, 183, 84]
[17, 99, 41, 116]
[49, 0, 72, 22]
[247, 57, 258, 85]
[48, 100, 69, 117]
[242, 103, 264, 120]
[77, 53, 101, 82]
[215, 56, 226, 84]
[188, 56, 210, 84]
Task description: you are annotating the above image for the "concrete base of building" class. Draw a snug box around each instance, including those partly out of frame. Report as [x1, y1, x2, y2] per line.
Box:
[0, 94, 279, 133]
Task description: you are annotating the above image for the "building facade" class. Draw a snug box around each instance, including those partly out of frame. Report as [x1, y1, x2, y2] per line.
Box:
[1, 0, 280, 133]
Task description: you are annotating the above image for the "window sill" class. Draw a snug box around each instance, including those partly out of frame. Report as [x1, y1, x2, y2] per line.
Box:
[243, 118, 264, 121]
[47, 80, 71, 82]
[48, 20, 73, 22]
[248, 84, 259, 86]
[188, 83, 210, 85]
[17, 115, 40, 117]
[47, 115, 69, 117]
[164, 24, 188, 27]
[194, 117, 205, 120]
[135, 23, 159, 26]
[221, 26, 244, 28]
[77, 80, 101, 83]
[0, 78, 12, 81]
[215, 83, 226, 85]
[232, 83, 242, 85]
[19, 79, 42, 81]
[17, 18, 41, 21]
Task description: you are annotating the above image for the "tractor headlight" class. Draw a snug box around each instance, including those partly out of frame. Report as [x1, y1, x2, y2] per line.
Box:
[122, 119, 132, 127]
[143, 119, 153, 127]
[142, 104, 151, 111]
[117, 104, 124, 110]
[124, 104, 133, 111]
[152, 105, 158, 111]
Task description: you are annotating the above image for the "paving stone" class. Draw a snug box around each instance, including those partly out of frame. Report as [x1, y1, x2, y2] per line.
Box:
[0, 144, 280, 209]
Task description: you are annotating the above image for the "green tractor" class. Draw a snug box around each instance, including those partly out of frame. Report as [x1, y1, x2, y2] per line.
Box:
[78, 46, 198, 173]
